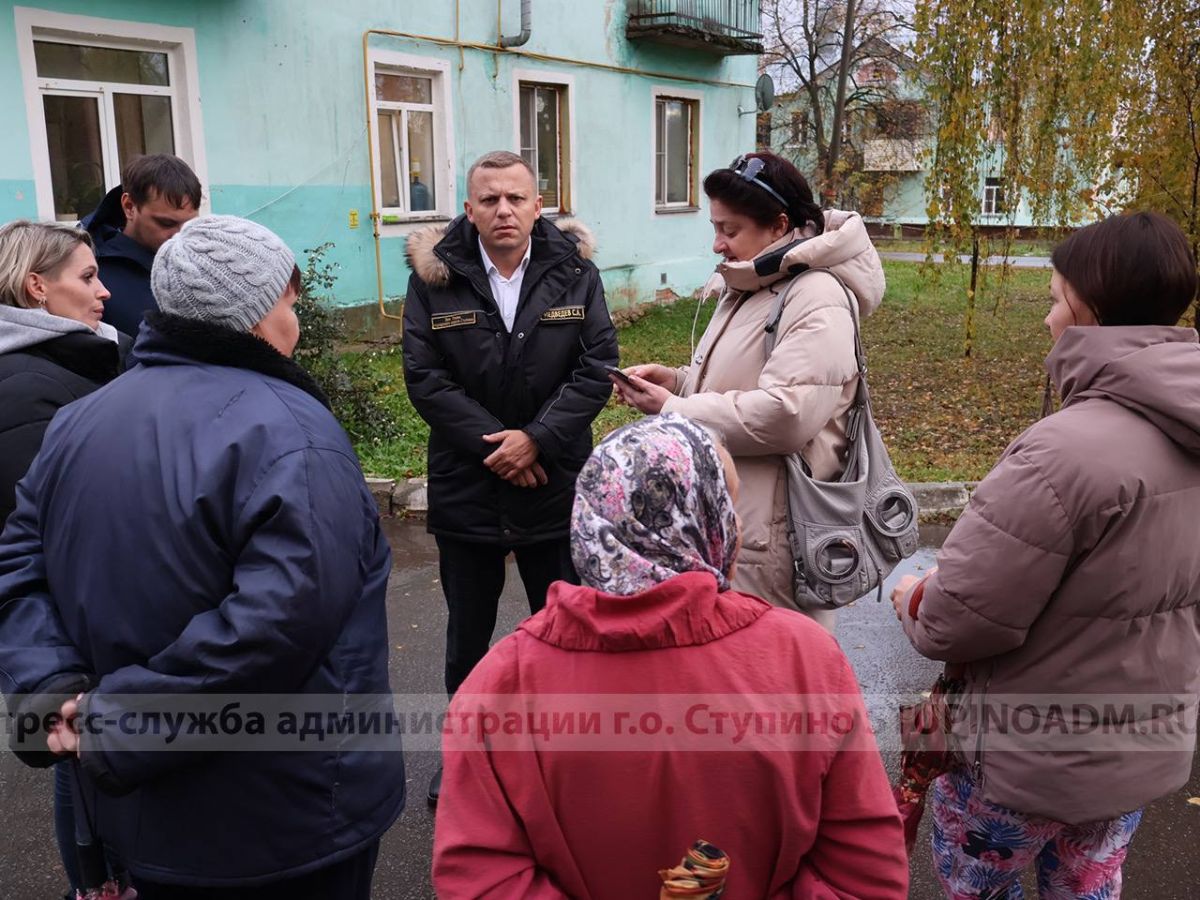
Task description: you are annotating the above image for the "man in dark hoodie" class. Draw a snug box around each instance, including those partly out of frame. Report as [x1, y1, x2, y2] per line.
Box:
[81, 154, 200, 336]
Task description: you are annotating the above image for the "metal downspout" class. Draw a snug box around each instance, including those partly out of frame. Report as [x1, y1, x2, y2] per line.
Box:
[499, 0, 532, 48]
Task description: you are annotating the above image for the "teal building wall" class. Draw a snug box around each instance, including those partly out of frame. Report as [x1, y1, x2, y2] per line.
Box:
[1, 1, 761, 310]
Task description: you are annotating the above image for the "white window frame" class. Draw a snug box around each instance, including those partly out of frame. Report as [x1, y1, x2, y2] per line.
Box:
[982, 176, 1004, 216]
[14, 6, 208, 221]
[651, 85, 702, 215]
[511, 68, 576, 216]
[366, 48, 455, 235]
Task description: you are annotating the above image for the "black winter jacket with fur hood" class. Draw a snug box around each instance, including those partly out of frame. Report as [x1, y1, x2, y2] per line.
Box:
[402, 215, 617, 544]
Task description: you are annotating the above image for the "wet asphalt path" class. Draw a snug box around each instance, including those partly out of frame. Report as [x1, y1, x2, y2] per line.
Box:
[878, 252, 1053, 268]
[2, 519, 1197, 897]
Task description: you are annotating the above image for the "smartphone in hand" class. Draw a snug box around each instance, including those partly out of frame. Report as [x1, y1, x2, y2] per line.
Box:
[605, 365, 635, 386]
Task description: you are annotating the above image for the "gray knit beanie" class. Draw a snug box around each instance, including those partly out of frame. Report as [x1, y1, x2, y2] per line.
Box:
[151, 215, 296, 331]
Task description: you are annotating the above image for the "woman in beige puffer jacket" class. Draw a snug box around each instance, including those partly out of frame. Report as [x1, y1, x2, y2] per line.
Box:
[615, 152, 885, 628]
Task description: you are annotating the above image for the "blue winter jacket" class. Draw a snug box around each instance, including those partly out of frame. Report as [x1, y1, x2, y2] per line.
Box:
[0, 313, 405, 886]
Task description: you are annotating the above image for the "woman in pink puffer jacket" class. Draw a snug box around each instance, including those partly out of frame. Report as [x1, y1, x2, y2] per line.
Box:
[894, 211, 1200, 899]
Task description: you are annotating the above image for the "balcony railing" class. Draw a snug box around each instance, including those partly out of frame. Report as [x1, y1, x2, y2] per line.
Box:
[627, 0, 763, 56]
[863, 139, 929, 173]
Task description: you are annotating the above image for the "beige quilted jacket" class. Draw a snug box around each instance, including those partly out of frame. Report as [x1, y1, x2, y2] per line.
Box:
[662, 210, 885, 611]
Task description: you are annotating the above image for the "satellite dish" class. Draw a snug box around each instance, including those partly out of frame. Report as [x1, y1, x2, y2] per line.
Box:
[755, 73, 775, 112]
[740, 74, 776, 117]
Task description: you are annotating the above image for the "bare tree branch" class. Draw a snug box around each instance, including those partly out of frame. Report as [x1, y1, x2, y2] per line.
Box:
[762, 0, 911, 202]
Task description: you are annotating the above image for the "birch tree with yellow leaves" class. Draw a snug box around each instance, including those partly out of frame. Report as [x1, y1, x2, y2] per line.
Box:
[915, 0, 1200, 353]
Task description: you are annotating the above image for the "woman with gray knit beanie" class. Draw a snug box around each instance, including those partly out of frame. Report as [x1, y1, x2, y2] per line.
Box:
[0, 215, 405, 898]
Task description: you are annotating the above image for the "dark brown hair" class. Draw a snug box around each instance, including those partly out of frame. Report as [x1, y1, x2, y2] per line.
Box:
[121, 154, 202, 210]
[1051, 212, 1198, 326]
[702, 151, 824, 234]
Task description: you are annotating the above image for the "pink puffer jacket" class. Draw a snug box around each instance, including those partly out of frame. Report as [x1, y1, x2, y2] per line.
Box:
[902, 325, 1200, 823]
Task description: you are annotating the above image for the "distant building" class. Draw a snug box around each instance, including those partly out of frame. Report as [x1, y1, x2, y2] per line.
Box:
[762, 35, 1055, 235]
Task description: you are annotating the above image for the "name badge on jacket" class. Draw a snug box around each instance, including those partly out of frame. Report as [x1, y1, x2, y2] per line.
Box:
[540, 306, 585, 323]
[431, 311, 478, 330]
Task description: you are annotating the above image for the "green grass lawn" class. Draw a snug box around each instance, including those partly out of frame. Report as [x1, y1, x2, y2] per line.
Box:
[351, 260, 1054, 483]
[865, 262, 1052, 481]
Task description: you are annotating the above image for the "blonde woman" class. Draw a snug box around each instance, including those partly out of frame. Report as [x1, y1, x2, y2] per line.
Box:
[0, 219, 125, 897]
[0, 220, 127, 524]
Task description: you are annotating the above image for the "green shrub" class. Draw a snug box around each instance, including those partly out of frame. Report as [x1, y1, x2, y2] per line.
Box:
[294, 243, 403, 447]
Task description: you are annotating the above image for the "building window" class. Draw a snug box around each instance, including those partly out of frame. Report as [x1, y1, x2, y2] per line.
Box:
[857, 62, 897, 86]
[17, 15, 206, 223]
[35, 41, 176, 221]
[788, 110, 809, 147]
[756, 111, 771, 151]
[368, 51, 454, 225]
[654, 95, 698, 209]
[374, 69, 438, 216]
[982, 177, 1005, 215]
[875, 100, 926, 140]
[519, 82, 570, 213]
[16, 10, 206, 222]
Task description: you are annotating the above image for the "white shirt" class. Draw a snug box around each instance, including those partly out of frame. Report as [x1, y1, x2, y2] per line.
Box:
[479, 238, 532, 332]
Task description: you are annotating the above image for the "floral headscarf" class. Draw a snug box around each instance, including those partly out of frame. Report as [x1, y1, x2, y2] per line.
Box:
[571, 413, 739, 595]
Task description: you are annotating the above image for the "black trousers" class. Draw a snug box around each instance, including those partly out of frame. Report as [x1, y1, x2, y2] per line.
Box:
[436, 535, 576, 695]
[134, 840, 379, 899]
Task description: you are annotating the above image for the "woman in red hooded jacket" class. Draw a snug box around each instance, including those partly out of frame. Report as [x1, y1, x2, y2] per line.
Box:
[433, 413, 907, 899]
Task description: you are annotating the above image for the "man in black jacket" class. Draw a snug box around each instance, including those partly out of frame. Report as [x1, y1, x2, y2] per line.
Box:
[81, 154, 200, 337]
[403, 151, 618, 804]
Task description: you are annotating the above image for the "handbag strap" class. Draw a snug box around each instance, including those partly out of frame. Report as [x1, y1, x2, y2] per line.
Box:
[762, 266, 869, 441]
[766, 266, 884, 602]
[763, 267, 866, 374]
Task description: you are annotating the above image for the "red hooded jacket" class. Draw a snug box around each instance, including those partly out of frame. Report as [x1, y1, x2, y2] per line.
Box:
[433, 571, 907, 898]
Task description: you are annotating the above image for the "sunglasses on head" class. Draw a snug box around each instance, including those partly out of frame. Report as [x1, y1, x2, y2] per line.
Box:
[728, 154, 789, 210]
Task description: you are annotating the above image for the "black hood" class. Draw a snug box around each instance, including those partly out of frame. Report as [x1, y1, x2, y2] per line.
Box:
[132, 312, 331, 409]
[81, 185, 127, 238]
[81, 186, 156, 272]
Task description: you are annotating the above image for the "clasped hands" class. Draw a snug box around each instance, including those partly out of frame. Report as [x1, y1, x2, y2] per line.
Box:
[482, 429, 547, 488]
[481, 364, 677, 487]
[44, 694, 83, 758]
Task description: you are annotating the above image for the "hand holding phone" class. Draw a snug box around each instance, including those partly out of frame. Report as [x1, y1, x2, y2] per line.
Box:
[608, 364, 670, 414]
[605, 365, 634, 386]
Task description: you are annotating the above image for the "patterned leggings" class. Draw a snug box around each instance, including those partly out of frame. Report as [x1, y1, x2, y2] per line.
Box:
[930, 769, 1143, 899]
